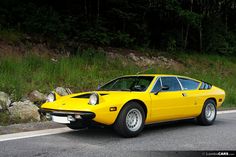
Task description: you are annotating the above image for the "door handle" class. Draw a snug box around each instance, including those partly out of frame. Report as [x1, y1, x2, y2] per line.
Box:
[182, 93, 187, 97]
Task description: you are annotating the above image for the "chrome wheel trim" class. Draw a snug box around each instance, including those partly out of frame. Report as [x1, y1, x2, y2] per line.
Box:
[205, 103, 216, 121]
[126, 108, 142, 132]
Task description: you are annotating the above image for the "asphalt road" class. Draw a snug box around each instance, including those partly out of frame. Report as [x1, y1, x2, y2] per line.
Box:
[0, 112, 236, 157]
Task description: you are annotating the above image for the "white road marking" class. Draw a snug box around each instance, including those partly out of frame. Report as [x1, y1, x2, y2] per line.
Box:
[217, 110, 236, 115]
[0, 127, 72, 142]
[0, 110, 235, 142]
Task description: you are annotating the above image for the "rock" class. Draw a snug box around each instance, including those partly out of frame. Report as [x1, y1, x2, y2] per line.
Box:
[55, 87, 71, 96]
[158, 56, 168, 62]
[20, 96, 29, 102]
[129, 53, 140, 62]
[28, 90, 46, 103]
[51, 58, 58, 62]
[8, 100, 40, 121]
[0, 91, 11, 111]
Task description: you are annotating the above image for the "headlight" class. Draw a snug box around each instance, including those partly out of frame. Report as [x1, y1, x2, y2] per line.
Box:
[46, 92, 56, 102]
[88, 93, 99, 105]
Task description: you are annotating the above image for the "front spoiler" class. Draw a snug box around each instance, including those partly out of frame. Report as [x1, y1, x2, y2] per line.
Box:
[39, 108, 96, 120]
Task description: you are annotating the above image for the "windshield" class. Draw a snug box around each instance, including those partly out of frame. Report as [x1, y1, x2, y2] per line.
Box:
[99, 76, 154, 92]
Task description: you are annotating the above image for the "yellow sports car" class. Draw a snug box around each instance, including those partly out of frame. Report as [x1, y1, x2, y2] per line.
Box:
[40, 74, 225, 137]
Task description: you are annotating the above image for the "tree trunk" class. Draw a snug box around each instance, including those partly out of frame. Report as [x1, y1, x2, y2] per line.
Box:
[225, 13, 228, 34]
[184, 0, 193, 50]
[199, 21, 202, 52]
[181, 23, 184, 49]
[97, 0, 100, 18]
[84, 0, 87, 16]
[184, 25, 189, 50]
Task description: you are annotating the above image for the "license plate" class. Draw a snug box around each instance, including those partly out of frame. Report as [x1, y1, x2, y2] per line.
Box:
[52, 115, 70, 124]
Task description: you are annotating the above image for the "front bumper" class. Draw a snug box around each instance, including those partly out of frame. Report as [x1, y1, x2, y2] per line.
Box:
[39, 108, 96, 124]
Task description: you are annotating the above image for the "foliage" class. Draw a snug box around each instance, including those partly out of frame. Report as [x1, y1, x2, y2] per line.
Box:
[111, 31, 134, 47]
[0, 0, 235, 53]
[0, 112, 10, 126]
[203, 16, 236, 54]
[0, 28, 23, 43]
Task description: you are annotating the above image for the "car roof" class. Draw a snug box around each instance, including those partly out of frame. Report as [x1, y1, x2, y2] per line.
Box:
[122, 74, 201, 82]
[123, 74, 179, 77]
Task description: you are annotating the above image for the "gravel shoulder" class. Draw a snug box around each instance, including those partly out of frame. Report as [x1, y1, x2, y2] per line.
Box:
[0, 121, 64, 135]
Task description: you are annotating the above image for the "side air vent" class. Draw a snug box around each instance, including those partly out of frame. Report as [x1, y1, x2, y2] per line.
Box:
[100, 93, 108, 96]
[72, 93, 108, 98]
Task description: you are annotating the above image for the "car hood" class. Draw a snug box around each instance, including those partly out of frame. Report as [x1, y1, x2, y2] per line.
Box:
[55, 91, 131, 101]
[41, 91, 141, 111]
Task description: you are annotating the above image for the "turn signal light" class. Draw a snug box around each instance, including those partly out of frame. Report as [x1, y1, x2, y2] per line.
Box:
[110, 107, 117, 111]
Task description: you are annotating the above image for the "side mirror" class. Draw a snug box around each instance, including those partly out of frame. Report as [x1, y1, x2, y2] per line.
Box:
[154, 86, 169, 95]
[161, 86, 169, 91]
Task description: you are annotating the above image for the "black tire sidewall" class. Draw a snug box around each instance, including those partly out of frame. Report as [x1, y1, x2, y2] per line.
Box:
[114, 102, 145, 137]
[198, 99, 217, 125]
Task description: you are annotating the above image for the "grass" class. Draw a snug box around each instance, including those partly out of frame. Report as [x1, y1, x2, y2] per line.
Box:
[0, 49, 235, 109]
[0, 49, 140, 101]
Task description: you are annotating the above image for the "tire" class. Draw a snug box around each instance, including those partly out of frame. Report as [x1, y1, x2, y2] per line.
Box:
[197, 99, 217, 125]
[113, 102, 145, 137]
[66, 120, 90, 130]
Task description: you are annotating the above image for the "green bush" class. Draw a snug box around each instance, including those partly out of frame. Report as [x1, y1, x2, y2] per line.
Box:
[0, 28, 23, 43]
[80, 28, 111, 46]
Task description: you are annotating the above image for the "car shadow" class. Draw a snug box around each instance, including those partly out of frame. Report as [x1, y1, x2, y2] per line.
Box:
[60, 126, 120, 139]
[57, 117, 228, 142]
[59, 119, 209, 140]
[143, 119, 197, 134]
[143, 118, 226, 136]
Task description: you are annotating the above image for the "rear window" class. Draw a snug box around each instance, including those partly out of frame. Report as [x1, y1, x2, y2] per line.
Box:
[199, 82, 212, 90]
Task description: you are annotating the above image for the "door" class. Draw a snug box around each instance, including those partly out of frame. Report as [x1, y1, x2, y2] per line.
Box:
[150, 76, 194, 122]
[177, 77, 201, 117]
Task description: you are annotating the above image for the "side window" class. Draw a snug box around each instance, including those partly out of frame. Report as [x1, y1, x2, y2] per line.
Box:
[178, 78, 200, 90]
[151, 78, 161, 92]
[161, 77, 181, 91]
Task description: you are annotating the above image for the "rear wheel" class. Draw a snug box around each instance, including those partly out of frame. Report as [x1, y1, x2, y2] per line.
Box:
[197, 99, 217, 125]
[113, 102, 145, 137]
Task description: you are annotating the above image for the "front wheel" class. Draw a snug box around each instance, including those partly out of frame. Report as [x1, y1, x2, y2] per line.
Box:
[197, 99, 217, 125]
[113, 102, 145, 137]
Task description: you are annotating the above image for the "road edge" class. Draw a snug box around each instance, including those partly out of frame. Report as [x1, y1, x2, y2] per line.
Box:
[0, 110, 235, 142]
